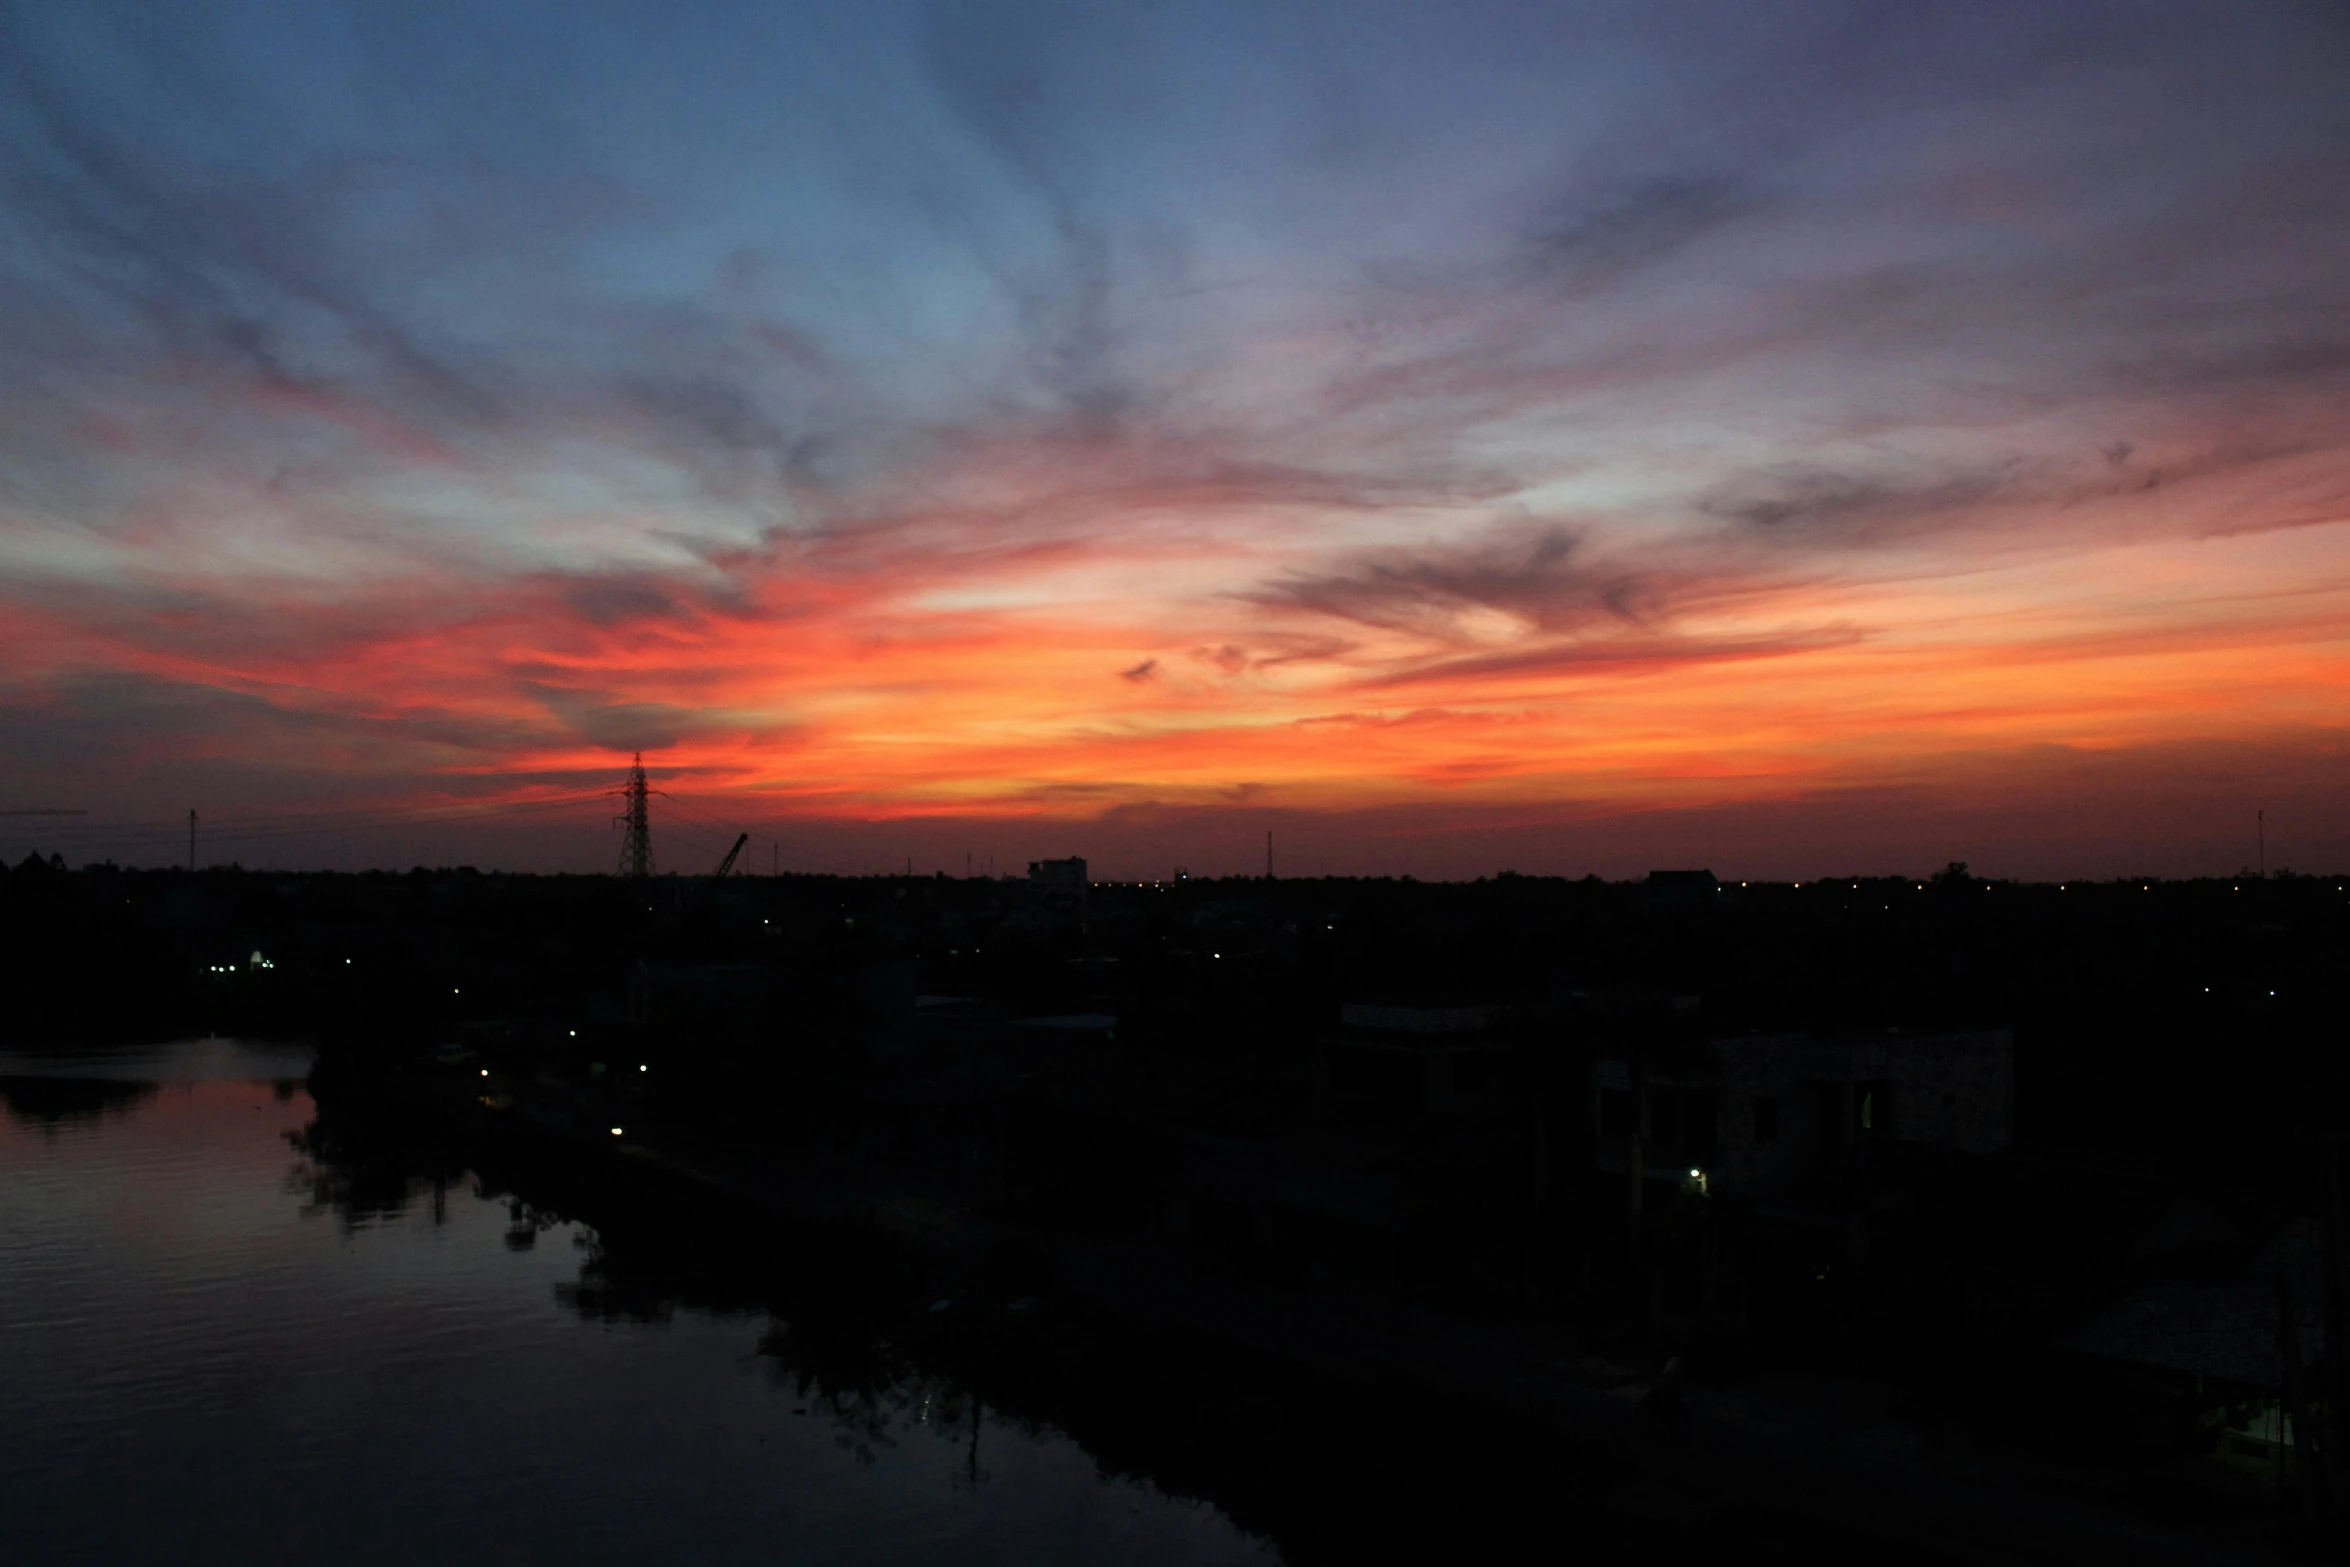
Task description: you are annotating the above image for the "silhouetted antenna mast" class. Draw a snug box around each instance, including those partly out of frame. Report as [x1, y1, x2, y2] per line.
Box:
[616, 754, 654, 878]
[1266, 830, 1274, 880]
[2257, 809, 2265, 878]
[188, 808, 197, 873]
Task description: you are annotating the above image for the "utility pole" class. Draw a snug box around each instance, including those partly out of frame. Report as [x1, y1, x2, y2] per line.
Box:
[616, 754, 653, 878]
[771, 841, 778, 877]
[2258, 809, 2266, 877]
[1266, 830, 1274, 880]
[187, 808, 196, 872]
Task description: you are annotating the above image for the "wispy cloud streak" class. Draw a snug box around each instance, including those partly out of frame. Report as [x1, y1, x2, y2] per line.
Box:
[0, 1, 2346, 870]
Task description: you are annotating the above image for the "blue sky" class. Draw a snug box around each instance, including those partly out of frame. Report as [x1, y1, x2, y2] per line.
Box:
[3, 1, 2347, 876]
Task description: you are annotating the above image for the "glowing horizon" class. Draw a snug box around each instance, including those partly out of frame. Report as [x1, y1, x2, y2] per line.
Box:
[2, 2, 2346, 878]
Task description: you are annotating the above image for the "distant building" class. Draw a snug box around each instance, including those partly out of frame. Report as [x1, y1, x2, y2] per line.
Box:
[1026, 856, 1089, 926]
[1639, 869, 1719, 917]
[2063, 1218, 2328, 1474]
[1592, 1028, 2014, 1197]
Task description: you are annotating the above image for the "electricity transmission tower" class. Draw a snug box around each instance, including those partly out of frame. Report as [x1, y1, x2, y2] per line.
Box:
[615, 753, 654, 878]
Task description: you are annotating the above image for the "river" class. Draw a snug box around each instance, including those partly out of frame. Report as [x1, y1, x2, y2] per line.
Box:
[0, 1039, 1280, 1566]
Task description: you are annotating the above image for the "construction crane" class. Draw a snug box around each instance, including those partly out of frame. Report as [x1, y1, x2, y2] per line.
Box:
[713, 832, 749, 878]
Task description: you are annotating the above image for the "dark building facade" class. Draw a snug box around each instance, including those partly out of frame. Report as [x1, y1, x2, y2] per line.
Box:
[1593, 1028, 2014, 1197]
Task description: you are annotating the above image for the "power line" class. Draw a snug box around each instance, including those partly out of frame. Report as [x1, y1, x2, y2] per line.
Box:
[9, 791, 612, 841]
[1, 791, 619, 871]
[657, 791, 865, 876]
[1, 775, 898, 880]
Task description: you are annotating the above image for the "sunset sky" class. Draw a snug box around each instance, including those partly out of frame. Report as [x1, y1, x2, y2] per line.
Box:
[2, 1, 2346, 878]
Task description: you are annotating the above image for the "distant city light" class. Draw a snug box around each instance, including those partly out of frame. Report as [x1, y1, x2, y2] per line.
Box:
[609, 1127, 623, 1137]
[480, 1069, 489, 1077]
[638, 1064, 647, 1072]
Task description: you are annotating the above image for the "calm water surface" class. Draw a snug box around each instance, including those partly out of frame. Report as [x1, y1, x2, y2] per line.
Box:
[0, 1040, 1278, 1566]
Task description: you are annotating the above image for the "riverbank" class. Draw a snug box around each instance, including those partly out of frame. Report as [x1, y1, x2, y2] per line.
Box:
[312, 1049, 2316, 1565]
